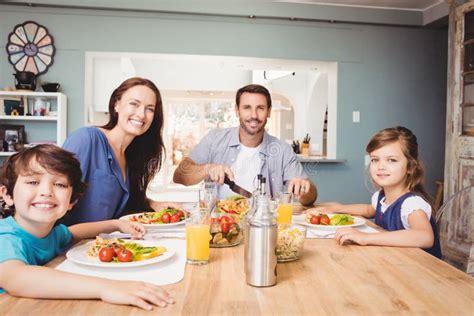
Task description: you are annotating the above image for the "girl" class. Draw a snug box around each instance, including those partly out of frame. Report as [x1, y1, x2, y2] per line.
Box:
[61, 77, 179, 225]
[306, 126, 441, 258]
[0, 144, 174, 310]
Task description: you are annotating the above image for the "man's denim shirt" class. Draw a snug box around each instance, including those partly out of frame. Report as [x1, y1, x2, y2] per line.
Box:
[188, 127, 308, 197]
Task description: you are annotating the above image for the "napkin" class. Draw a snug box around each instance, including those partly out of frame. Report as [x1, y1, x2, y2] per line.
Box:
[305, 225, 379, 239]
[56, 238, 186, 286]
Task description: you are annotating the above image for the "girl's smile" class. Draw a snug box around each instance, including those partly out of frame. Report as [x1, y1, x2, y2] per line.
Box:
[369, 141, 408, 191]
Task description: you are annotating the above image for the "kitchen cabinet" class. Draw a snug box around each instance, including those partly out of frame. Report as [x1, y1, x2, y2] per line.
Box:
[0, 91, 67, 156]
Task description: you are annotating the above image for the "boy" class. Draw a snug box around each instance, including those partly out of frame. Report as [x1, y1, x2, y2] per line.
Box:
[0, 144, 174, 310]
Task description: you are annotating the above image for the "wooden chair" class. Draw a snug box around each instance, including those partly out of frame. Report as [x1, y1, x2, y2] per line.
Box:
[435, 185, 474, 275]
[433, 180, 444, 219]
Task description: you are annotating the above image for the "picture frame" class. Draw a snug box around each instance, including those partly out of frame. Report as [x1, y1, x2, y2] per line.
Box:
[2, 96, 26, 116]
[0, 124, 26, 152]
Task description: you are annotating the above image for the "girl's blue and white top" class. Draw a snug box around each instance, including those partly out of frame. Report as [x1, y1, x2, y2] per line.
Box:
[372, 190, 442, 258]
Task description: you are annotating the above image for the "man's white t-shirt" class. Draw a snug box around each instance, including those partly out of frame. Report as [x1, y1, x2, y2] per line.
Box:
[218, 144, 262, 199]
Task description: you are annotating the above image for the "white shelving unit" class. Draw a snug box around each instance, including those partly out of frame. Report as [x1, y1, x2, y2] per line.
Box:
[0, 91, 67, 157]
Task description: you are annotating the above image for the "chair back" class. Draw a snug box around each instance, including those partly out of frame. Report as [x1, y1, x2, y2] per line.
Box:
[436, 185, 474, 275]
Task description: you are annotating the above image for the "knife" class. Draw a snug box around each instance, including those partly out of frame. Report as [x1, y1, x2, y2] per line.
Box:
[224, 176, 253, 198]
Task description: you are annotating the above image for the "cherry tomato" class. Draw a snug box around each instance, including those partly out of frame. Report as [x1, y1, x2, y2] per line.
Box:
[99, 247, 115, 262]
[310, 215, 321, 225]
[320, 214, 330, 225]
[221, 222, 230, 234]
[117, 249, 133, 262]
[161, 213, 171, 223]
[177, 210, 185, 219]
[113, 245, 124, 256]
[219, 215, 232, 223]
[170, 214, 181, 223]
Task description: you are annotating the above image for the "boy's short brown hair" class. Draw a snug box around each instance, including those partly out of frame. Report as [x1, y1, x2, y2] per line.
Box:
[1, 144, 86, 203]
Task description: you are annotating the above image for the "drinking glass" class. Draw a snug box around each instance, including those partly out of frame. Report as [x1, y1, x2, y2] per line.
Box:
[186, 210, 210, 265]
[277, 192, 293, 224]
[199, 181, 217, 212]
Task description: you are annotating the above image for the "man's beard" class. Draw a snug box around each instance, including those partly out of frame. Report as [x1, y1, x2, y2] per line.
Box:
[239, 118, 266, 136]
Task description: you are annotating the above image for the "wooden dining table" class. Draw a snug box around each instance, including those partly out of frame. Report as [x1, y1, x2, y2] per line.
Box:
[1, 223, 473, 315]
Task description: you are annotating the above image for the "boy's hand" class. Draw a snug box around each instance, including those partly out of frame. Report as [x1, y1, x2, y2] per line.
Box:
[334, 227, 369, 246]
[116, 220, 146, 239]
[100, 280, 174, 310]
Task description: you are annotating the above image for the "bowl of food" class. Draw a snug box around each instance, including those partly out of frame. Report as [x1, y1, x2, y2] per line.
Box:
[276, 224, 306, 262]
[209, 213, 242, 248]
[216, 195, 250, 219]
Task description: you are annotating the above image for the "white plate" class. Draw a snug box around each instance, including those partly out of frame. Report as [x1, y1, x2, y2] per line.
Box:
[120, 212, 185, 229]
[66, 240, 175, 268]
[294, 213, 366, 230]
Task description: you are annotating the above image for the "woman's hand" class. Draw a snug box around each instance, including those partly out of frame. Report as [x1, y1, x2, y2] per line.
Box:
[150, 201, 183, 212]
[303, 206, 329, 214]
[334, 227, 369, 246]
[116, 220, 146, 239]
[100, 280, 174, 310]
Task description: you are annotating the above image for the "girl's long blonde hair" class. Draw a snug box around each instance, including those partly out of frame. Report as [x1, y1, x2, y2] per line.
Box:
[366, 126, 432, 205]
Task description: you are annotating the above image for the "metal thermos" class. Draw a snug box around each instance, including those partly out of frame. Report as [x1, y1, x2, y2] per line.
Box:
[244, 186, 278, 287]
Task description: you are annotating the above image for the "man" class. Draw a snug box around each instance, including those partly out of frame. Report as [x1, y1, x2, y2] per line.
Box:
[173, 84, 317, 206]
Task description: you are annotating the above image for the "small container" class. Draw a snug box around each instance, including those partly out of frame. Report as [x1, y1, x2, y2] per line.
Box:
[209, 211, 242, 248]
[245, 193, 278, 287]
[276, 224, 306, 262]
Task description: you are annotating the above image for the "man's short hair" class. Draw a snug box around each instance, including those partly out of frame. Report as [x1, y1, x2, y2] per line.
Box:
[235, 84, 272, 108]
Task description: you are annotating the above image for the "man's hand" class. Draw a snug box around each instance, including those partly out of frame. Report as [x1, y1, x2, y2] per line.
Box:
[287, 177, 311, 199]
[206, 164, 235, 185]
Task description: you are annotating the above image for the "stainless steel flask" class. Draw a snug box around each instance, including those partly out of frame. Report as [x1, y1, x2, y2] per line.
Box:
[244, 194, 278, 287]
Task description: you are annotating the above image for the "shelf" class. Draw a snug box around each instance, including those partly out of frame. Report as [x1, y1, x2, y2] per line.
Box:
[0, 115, 58, 121]
[297, 155, 346, 163]
[0, 91, 67, 150]
[0, 91, 63, 98]
[0, 152, 16, 157]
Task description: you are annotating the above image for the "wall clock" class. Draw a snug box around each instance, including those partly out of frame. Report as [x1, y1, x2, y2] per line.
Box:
[5, 21, 55, 75]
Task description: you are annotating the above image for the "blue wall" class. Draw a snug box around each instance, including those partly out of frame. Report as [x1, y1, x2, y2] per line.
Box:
[0, 5, 447, 203]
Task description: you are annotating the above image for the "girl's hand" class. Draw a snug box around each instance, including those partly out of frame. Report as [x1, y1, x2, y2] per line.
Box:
[334, 227, 369, 246]
[117, 220, 146, 239]
[100, 280, 174, 310]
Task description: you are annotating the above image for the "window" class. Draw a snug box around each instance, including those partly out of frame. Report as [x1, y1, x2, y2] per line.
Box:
[84, 52, 338, 192]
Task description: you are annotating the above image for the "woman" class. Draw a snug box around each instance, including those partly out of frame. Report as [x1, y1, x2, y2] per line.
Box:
[62, 77, 177, 225]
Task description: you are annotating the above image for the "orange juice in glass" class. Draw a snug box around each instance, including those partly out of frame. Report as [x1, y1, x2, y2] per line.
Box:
[277, 192, 293, 224]
[186, 211, 210, 265]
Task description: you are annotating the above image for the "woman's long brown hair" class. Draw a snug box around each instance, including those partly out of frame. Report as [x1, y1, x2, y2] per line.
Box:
[366, 126, 432, 205]
[101, 77, 165, 211]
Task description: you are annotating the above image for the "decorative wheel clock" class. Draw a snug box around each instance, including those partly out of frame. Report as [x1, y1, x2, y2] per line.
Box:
[5, 21, 55, 75]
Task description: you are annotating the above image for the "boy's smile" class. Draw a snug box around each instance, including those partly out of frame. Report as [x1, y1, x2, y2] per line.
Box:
[3, 160, 74, 236]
